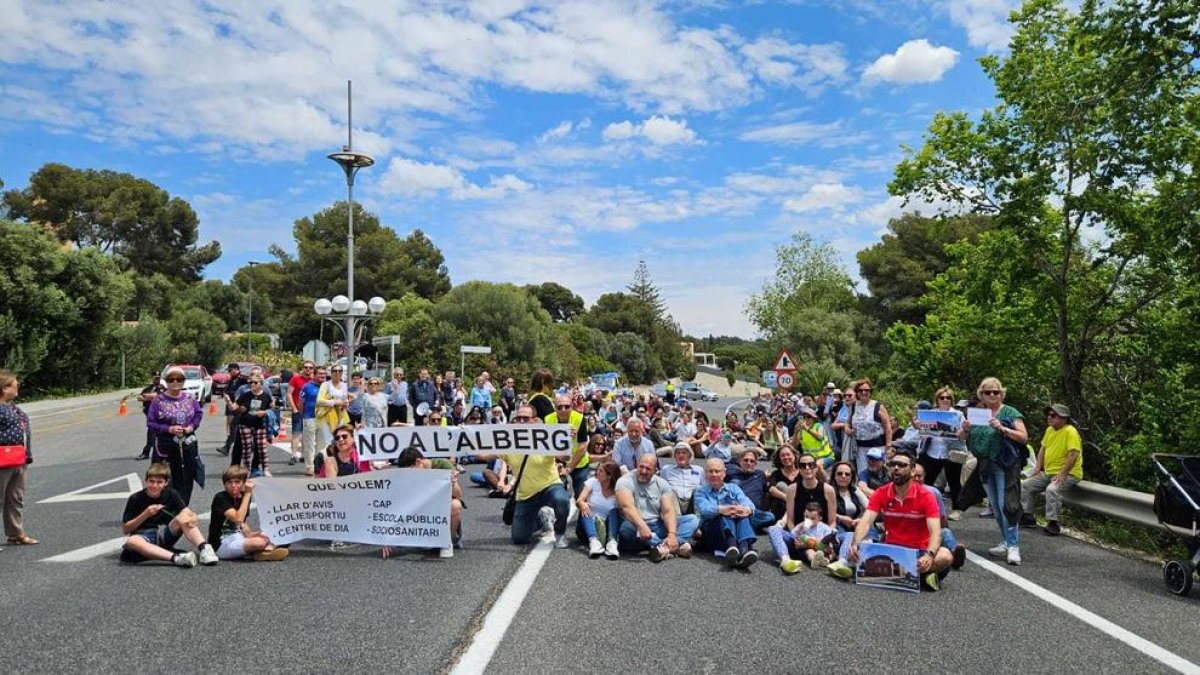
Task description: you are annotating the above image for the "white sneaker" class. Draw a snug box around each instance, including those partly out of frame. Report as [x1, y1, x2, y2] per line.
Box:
[554, 534, 569, 549]
[588, 538, 604, 558]
[810, 550, 830, 569]
[439, 546, 454, 558]
[172, 551, 197, 568]
[538, 506, 556, 535]
[1007, 546, 1021, 566]
[197, 545, 219, 566]
[604, 539, 620, 560]
[988, 543, 1008, 557]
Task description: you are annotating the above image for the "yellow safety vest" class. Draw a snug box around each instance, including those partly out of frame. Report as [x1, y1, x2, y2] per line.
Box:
[545, 409, 586, 468]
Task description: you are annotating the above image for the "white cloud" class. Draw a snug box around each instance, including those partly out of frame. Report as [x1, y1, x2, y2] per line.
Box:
[539, 120, 575, 143]
[783, 182, 864, 213]
[603, 115, 698, 145]
[739, 38, 849, 93]
[941, 0, 1017, 52]
[863, 39, 959, 85]
[738, 120, 864, 147]
[377, 157, 531, 200]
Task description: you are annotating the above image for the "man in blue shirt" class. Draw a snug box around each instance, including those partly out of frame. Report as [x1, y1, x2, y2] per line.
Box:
[695, 458, 759, 568]
[384, 367, 409, 425]
[612, 418, 656, 472]
[408, 368, 438, 425]
[298, 367, 325, 477]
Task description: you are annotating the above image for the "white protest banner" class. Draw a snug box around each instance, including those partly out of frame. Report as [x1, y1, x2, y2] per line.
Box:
[966, 407, 994, 426]
[254, 470, 451, 548]
[354, 424, 574, 462]
[915, 409, 962, 438]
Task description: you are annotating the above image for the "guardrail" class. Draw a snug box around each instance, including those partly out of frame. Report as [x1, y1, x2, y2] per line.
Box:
[1062, 481, 1158, 529]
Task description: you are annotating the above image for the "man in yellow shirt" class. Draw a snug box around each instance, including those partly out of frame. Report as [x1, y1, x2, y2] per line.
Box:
[478, 404, 572, 548]
[547, 395, 590, 498]
[1020, 403, 1083, 536]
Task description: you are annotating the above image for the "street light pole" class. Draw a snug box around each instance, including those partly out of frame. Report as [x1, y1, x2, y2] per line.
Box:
[246, 261, 259, 360]
[327, 80, 374, 367]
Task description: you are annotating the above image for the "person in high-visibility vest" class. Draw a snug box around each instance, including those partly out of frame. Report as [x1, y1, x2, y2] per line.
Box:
[795, 407, 835, 470]
[664, 381, 676, 404]
[546, 394, 590, 497]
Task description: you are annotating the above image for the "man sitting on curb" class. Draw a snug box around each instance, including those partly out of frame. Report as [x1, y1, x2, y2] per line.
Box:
[120, 463, 217, 568]
[845, 449, 954, 591]
[1020, 403, 1083, 536]
[616, 454, 699, 562]
[694, 458, 759, 568]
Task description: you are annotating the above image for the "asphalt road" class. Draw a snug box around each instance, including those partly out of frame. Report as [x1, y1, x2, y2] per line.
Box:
[1, 393, 1197, 674]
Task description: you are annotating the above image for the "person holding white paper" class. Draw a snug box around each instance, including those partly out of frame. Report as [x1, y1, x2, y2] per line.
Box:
[919, 387, 967, 516]
[958, 377, 1027, 566]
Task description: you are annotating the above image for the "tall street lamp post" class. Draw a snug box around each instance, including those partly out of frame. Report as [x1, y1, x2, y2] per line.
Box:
[316, 80, 381, 368]
[246, 260, 259, 360]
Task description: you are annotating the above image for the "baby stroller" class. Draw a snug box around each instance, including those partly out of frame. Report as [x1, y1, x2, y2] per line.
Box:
[1151, 453, 1200, 596]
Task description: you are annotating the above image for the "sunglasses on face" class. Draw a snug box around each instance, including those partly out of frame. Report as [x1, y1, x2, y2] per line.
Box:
[165, 376, 185, 382]
[982, 390, 1001, 395]
[857, 388, 871, 394]
[1046, 412, 1059, 418]
[887, 461, 912, 468]
[834, 471, 852, 477]
[797, 461, 816, 469]
[556, 404, 571, 410]
[937, 395, 952, 400]
[335, 433, 352, 440]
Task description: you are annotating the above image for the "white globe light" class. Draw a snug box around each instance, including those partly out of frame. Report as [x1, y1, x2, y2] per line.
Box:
[350, 300, 368, 316]
[313, 298, 333, 315]
[368, 296, 386, 314]
[331, 295, 351, 313]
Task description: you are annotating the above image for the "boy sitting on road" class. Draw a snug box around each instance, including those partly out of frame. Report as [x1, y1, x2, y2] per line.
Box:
[208, 465, 288, 562]
[120, 463, 216, 567]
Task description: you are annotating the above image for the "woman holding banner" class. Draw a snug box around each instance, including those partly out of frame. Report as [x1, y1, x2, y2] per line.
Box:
[318, 425, 370, 478]
[921, 387, 965, 510]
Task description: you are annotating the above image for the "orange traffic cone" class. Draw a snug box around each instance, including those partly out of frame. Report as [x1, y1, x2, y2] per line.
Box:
[118, 399, 128, 417]
[208, 400, 218, 415]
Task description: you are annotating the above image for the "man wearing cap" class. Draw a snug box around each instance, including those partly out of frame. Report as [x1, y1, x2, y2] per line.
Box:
[659, 442, 704, 514]
[844, 449, 953, 590]
[1019, 403, 1083, 535]
[857, 447, 890, 498]
[706, 431, 737, 463]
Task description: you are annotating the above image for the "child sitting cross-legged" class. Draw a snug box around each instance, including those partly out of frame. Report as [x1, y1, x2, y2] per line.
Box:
[768, 502, 836, 575]
[120, 463, 217, 567]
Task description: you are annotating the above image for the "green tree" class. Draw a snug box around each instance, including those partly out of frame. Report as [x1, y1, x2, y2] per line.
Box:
[608, 332, 660, 384]
[857, 212, 991, 325]
[524, 282, 585, 322]
[0, 220, 132, 390]
[98, 316, 173, 386]
[167, 307, 227, 369]
[2, 163, 220, 280]
[431, 281, 550, 374]
[374, 292, 440, 372]
[627, 260, 666, 317]
[889, 0, 1200, 428]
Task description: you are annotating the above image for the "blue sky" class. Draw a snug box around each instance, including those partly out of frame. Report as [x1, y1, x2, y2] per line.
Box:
[0, 0, 1017, 337]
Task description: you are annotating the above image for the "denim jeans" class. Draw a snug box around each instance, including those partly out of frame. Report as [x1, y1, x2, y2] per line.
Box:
[749, 509, 777, 533]
[982, 460, 1019, 547]
[511, 484, 571, 545]
[617, 514, 700, 552]
[569, 466, 591, 498]
[468, 471, 489, 487]
[701, 515, 756, 554]
[579, 510, 623, 544]
[941, 526, 958, 551]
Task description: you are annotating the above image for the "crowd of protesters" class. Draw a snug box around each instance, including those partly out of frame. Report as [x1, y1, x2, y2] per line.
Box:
[105, 362, 1086, 587]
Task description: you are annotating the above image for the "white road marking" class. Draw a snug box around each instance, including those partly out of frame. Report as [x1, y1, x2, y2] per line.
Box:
[38, 473, 142, 504]
[41, 513, 212, 563]
[966, 551, 1200, 674]
[449, 538, 555, 675]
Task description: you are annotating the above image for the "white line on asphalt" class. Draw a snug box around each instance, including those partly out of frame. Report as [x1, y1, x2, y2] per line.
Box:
[966, 551, 1200, 674]
[41, 513, 211, 563]
[38, 473, 142, 504]
[449, 538, 555, 675]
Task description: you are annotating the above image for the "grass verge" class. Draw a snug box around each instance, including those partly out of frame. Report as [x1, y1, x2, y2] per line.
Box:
[1059, 506, 1194, 563]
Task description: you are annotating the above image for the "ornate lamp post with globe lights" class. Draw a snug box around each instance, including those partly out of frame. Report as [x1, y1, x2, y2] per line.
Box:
[314, 80, 382, 367]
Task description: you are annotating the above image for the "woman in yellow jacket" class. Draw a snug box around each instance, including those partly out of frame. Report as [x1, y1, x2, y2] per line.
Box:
[316, 365, 352, 448]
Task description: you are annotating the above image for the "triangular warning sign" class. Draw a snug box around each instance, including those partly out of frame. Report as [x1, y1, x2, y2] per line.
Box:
[38, 473, 142, 504]
[773, 349, 798, 372]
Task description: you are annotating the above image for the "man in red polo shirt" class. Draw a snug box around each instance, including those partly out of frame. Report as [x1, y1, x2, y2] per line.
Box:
[848, 449, 954, 591]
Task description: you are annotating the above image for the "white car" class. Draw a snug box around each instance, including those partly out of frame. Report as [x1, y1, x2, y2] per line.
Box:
[161, 364, 213, 402]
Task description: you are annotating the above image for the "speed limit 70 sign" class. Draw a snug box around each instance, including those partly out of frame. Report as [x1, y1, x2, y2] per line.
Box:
[776, 372, 795, 390]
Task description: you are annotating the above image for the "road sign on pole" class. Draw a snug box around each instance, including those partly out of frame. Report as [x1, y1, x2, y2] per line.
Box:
[762, 371, 778, 388]
[776, 372, 795, 390]
[459, 345, 492, 378]
[772, 349, 798, 372]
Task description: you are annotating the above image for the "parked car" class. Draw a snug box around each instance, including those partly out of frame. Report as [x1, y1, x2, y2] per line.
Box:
[211, 362, 261, 397]
[680, 381, 719, 402]
[161, 364, 213, 402]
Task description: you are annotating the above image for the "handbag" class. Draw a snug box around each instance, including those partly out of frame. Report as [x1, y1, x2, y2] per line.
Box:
[502, 456, 531, 526]
[0, 445, 26, 469]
